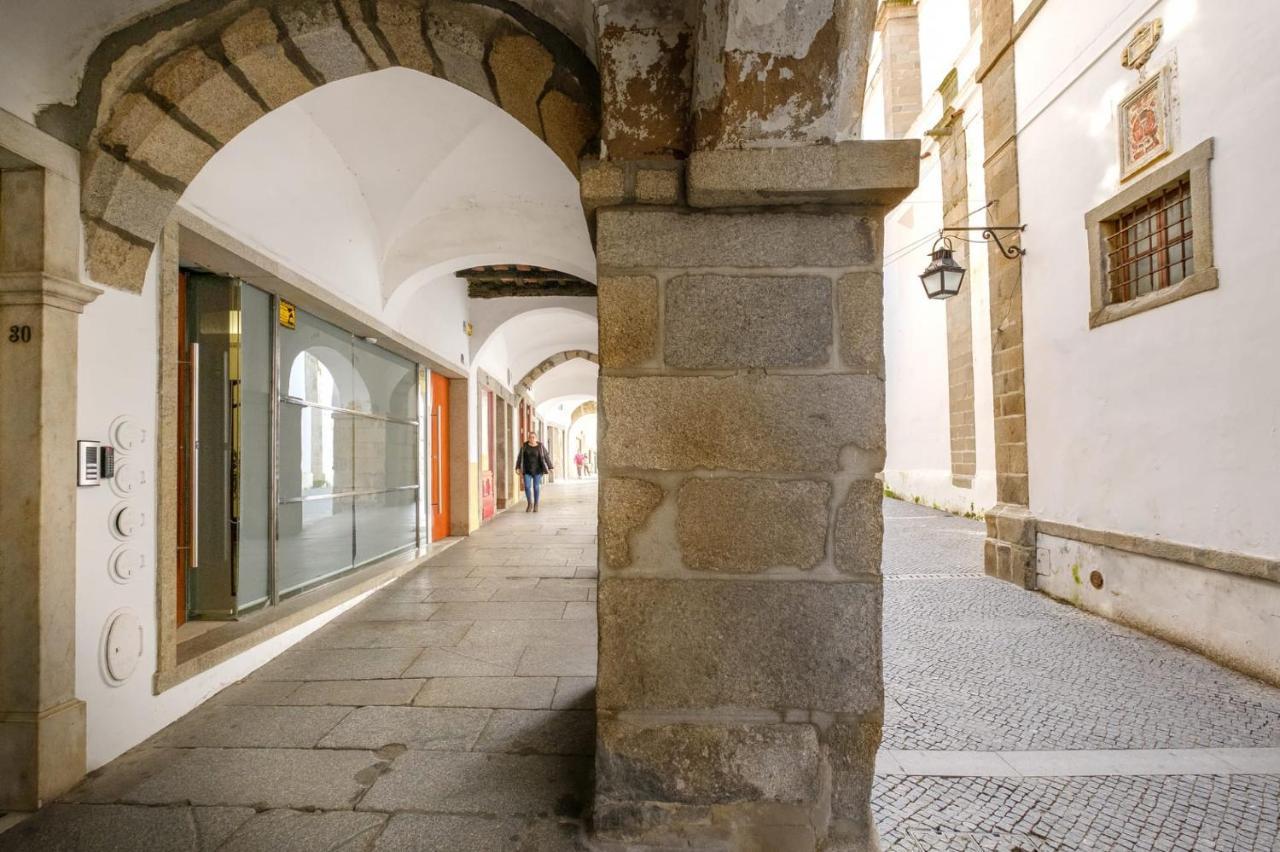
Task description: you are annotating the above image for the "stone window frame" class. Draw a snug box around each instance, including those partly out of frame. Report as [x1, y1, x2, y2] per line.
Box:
[1086, 138, 1216, 329]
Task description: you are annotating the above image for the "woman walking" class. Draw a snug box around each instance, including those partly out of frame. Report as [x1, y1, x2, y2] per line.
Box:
[516, 434, 554, 512]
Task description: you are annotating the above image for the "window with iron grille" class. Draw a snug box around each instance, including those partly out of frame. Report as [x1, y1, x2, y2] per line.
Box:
[1103, 177, 1193, 305]
[1085, 139, 1216, 329]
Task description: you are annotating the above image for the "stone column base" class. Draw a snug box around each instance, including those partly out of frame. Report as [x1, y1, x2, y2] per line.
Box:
[984, 503, 1038, 589]
[0, 699, 87, 810]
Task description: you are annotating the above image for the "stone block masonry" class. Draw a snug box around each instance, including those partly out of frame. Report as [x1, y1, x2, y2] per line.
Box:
[590, 144, 918, 850]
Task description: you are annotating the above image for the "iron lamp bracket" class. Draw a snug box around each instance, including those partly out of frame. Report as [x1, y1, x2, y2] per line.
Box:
[940, 225, 1027, 259]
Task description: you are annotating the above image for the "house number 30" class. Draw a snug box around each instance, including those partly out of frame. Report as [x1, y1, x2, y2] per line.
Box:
[8, 325, 32, 343]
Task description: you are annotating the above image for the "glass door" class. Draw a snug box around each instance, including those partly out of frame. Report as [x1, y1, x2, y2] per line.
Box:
[184, 274, 272, 619]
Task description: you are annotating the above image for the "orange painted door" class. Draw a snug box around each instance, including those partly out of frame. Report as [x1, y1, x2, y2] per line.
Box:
[429, 372, 451, 541]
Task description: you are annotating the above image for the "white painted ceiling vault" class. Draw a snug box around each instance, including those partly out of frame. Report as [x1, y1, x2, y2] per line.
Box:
[180, 68, 595, 315]
[178, 68, 599, 388]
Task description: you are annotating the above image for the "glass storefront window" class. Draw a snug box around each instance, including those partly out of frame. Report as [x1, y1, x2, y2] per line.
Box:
[184, 278, 422, 620]
[276, 309, 420, 599]
[276, 496, 356, 597]
[354, 336, 418, 420]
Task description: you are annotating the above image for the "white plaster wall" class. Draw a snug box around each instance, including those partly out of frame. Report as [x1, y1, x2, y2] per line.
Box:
[1038, 536, 1280, 686]
[882, 161, 952, 509]
[74, 259, 387, 769]
[1016, 0, 1280, 559]
[881, 136, 996, 513]
[862, 37, 886, 142]
[916, 0, 973, 97]
[393, 274, 471, 370]
[75, 261, 160, 769]
[0, 0, 167, 122]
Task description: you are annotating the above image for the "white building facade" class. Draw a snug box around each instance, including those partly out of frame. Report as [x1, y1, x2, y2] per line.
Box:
[870, 0, 1280, 685]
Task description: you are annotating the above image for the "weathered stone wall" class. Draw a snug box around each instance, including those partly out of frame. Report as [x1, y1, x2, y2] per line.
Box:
[938, 111, 977, 488]
[877, 1, 923, 140]
[589, 142, 917, 849]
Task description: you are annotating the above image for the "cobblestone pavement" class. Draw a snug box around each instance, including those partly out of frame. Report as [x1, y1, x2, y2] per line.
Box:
[4, 490, 1280, 851]
[873, 773, 1280, 851]
[879, 498, 1280, 851]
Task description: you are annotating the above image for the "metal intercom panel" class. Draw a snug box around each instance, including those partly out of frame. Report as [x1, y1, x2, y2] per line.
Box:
[99, 445, 116, 479]
[78, 440, 101, 486]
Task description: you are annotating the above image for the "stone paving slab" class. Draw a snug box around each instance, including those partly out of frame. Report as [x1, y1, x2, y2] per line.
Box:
[357, 751, 591, 816]
[371, 813, 524, 851]
[469, 564, 581, 579]
[254, 648, 421, 681]
[208, 680, 300, 706]
[429, 601, 568, 621]
[335, 601, 442, 622]
[516, 642, 597, 677]
[218, 810, 386, 852]
[490, 579, 593, 602]
[474, 710, 596, 756]
[0, 804, 255, 852]
[299, 620, 471, 649]
[151, 704, 352, 749]
[371, 813, 585, 851]
[414, 676, 558, 710]
[562, 601, 597, 620]
[284, 679, 426, 706]
[317, 706, 492, 751]
[401, 643, 527, 678]
[59, 747, 186, 804]
[552, 677, 596, 710]
[463, 618, 597, 645]
[423, 587, 498, 602]
[125, 748, 382, 809]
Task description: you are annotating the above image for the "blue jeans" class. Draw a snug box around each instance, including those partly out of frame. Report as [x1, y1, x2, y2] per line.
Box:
[523, 473, 543, 505]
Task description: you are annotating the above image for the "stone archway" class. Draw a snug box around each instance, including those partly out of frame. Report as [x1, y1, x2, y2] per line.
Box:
[516, 348, 597, 393]
[68, 0, 598, 291]
[570, 399, 596, 427]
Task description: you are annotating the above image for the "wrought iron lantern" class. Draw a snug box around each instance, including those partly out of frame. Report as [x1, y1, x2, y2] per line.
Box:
[919, 237, 966, 300]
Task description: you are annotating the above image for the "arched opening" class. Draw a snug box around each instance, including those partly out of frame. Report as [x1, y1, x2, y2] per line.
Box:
[72, 0, 598, 292]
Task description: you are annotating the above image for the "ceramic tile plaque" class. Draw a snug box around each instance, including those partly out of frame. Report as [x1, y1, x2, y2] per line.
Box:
[1118, 68, 1172, 180]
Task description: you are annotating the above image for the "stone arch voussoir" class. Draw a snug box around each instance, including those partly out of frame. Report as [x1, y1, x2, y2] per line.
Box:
[517, 349, 598, 394]
[76, 0, 599, 292]
[570, 399, 596, 427]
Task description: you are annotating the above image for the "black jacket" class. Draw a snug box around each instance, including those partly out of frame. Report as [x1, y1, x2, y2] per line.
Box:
[516, 443, 553, 475]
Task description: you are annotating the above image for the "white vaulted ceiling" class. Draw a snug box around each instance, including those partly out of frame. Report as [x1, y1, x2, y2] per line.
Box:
[473, 307, 598, 390]
[178, 68, 595, 317]
[530, 357, 599, 403]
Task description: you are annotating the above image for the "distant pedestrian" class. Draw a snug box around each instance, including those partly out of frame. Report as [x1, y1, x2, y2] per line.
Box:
[516, 435, 554, 512]
[574, 451, 586, 477]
